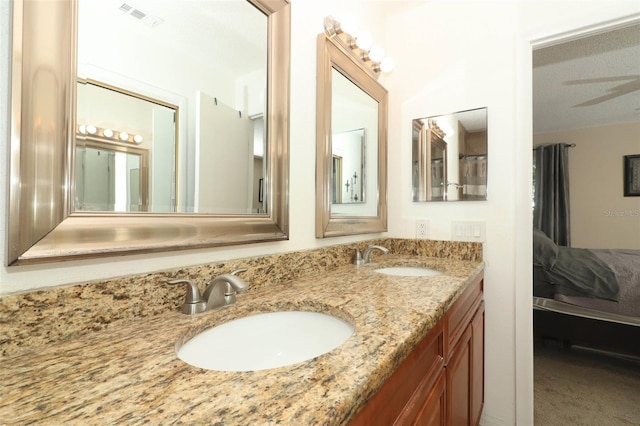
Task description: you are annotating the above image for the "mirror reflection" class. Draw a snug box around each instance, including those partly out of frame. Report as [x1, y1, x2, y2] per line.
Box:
[331, 68, 378, 215]
[78, 0, 267, 215]
[75, 139, 148, 212]
[332, 129, 365, 204]
[412, 107, 488, 201]
[76, 80, 176, 212]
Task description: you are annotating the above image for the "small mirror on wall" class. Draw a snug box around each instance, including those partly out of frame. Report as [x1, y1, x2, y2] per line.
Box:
[412, 107, 488, 202]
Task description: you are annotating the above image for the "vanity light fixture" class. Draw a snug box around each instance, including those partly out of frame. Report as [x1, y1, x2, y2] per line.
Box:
[323, 15, 395, 79]
[438, 120, 454, 138]
[368, 45, 385, 63]
[355, 31, 373, 50]
[428, 119, 447, 139]
[379, 57, 396, 73]
[339, 15, 358, 35]
[76, 125, 143, 145]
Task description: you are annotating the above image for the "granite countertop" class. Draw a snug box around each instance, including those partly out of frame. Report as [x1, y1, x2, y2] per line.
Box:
[0, 255, 483, 425]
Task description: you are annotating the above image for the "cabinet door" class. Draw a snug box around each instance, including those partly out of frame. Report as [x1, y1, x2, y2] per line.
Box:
[471, 302, 485, 426]
[349, 323, 444, 425]
[395, 369, 446, 426]
[446, 326, 472, 426]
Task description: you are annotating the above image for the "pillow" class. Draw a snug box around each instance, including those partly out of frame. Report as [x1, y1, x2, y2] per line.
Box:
[533, 228, 559, 269]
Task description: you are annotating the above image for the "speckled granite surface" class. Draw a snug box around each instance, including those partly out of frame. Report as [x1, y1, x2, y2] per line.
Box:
[0, 239, 483, 425]
[0, 238, 481, 357]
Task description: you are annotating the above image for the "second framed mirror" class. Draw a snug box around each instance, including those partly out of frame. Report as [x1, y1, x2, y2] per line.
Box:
[316, 33, 388, 238]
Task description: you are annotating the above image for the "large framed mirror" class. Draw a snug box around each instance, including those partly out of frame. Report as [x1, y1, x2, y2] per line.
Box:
[316, 34, 388, 238]
[412, 107, 488, 202]
[7, 0, 290, 266]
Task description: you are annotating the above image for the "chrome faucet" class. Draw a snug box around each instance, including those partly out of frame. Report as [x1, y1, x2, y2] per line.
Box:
[353, 245, 389, 265]
[168, 268, 249, 314]
[363, 245, 389, 263]
[202, 268, 249, 311]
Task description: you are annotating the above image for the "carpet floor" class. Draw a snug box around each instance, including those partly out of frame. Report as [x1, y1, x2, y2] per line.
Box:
[534, 341, 640, 426]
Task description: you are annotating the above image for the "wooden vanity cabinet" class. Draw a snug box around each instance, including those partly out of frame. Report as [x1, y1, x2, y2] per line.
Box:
[445, 275, 485, 426]
[349, 273, 484, 426]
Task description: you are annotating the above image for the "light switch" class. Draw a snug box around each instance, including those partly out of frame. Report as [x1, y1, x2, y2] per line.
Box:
[464, 225, 472, 237]
[451, 221, 485, 242]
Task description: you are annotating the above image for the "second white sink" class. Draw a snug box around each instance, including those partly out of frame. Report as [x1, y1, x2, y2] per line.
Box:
[375, 266, 442, 277]
[177, 311, 354, 372]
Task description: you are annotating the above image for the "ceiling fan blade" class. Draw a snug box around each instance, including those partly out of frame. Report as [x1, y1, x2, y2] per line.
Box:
[565, 75, 640, 85]
[572, 77, 640, 107]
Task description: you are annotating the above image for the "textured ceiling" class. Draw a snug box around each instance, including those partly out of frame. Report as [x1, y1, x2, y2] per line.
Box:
[533, 23, 640, 134]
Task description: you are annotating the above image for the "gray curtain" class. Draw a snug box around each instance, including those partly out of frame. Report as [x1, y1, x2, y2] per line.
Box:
[533, 143, 571, 246]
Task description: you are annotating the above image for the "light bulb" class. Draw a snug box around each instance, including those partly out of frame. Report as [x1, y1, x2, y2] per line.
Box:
[133, 134, 143, 144]
[86, 125, 97, 135]
[78, 125, 87, 134]
[339, 15, 358, 35]
[119, 132, 129, 141]
[438, 121, 453, 137]
[368, 45, 385, 63]
[103, 129, 114, 138]
[355, 31, 373, 50]
[380, 57, 395, 73]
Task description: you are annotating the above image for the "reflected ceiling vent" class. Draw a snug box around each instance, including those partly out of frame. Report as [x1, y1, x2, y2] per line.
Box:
[119, 3, 164, 28]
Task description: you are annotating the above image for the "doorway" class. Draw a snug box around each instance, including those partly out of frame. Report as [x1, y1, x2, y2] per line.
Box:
[531, 19, 640, 425]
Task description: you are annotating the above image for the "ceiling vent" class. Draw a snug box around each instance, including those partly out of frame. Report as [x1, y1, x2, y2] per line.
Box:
[119, 3, 164, 28]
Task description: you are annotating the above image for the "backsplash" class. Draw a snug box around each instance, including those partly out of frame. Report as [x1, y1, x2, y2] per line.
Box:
[0, 238, 481, 357]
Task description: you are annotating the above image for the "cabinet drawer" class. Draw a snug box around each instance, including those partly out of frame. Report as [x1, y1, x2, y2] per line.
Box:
[445, 274, 483, 362]
[350, 321, 444, 425]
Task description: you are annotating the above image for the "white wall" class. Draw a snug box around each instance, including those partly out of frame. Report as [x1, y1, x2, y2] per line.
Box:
[535, 123, 640, 250]
[384, 3, 520, 424]
[2, 1, 639, 425]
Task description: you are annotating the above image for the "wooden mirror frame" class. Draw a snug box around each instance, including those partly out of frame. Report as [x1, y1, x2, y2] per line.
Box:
[315, 33, 388, 238]
[7, 0, 290, 266]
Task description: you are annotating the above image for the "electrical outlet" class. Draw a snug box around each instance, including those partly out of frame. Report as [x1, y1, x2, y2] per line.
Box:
[416, 220, 429, 239]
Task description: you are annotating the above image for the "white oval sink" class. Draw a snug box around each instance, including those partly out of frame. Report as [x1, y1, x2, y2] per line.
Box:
[375, 266, 442, 277]
[177, 311, 354, 372]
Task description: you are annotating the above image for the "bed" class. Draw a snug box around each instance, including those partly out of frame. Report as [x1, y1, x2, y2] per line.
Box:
[532, 228, 640, 355]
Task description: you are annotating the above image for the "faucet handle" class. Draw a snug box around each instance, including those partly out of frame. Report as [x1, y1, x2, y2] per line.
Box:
[167, 279, 207, 315]
[230, 268, 248, 275]
[353, 248, 364, 265]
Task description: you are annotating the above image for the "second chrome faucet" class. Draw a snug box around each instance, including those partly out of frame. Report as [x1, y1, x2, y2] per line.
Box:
[169, 268, 249, 315]
[354, 245, 389, 265]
